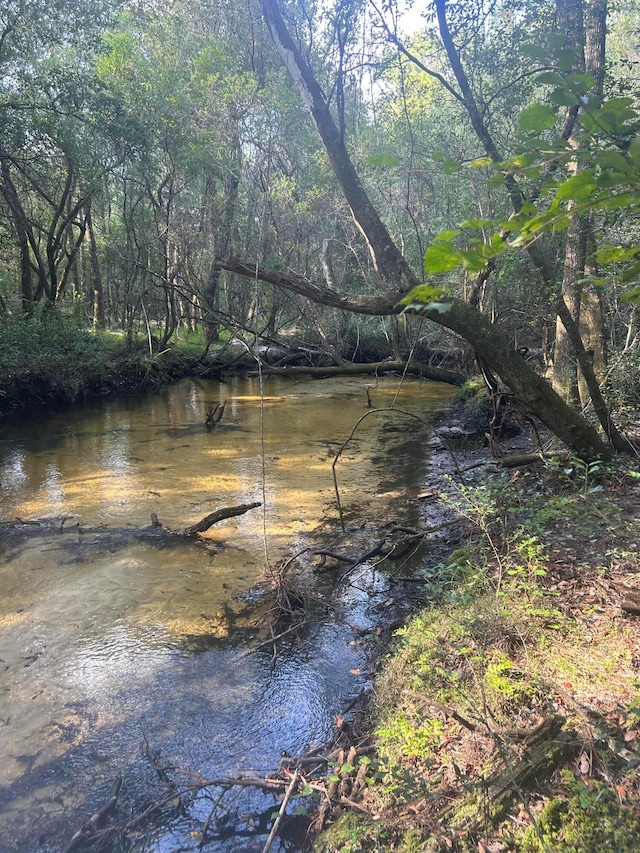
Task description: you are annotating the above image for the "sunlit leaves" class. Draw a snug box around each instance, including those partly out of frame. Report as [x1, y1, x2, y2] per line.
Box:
[399, 284, 452, 314]
[467, 156, 493, 169]
[596, 245, 640, 265]
[555, 169, 596, 201]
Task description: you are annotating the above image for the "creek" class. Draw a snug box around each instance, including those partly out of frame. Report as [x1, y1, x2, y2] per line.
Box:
[0, 375, 456, 852]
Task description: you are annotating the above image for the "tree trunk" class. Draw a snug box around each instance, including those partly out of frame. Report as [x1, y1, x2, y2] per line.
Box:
[255, 0, 612, 458]
[220, 257, 609, 458]
[552, 209, 585, 405]
[577, 0, 609, 399]
[85, 203, 105, 331]
[0, 148, 39, 309]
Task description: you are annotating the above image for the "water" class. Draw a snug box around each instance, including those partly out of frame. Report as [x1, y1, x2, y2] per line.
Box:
[0, 375, 455, 852]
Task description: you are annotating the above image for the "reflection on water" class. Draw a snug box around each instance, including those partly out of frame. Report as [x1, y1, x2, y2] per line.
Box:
[0, 376, 455, 851]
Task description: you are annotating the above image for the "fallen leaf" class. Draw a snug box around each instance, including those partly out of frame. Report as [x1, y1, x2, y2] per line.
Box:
[578, 752, 591, 775]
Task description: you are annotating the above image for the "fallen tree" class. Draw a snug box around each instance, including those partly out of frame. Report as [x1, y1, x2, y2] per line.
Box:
[1, 502, 262, 549]
[252, 359, 466, 385]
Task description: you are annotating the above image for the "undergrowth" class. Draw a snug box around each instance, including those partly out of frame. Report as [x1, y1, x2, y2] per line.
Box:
[337, 458, 640, 852]
[0, 308, 202, 409]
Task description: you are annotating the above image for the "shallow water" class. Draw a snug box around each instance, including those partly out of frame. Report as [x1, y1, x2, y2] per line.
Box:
[0, 375, 455, 852]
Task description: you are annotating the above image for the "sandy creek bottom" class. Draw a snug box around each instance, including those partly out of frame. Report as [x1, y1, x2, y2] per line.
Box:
[0, 375, 456, 852]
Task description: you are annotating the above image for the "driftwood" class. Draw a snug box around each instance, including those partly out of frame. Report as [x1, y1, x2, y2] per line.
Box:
[0, 504, 263, 562]
[167, 502, 262, 536]
[262, 769, 301, 853]
[311, 518, 464, 572]
[205, 400, 226, 428]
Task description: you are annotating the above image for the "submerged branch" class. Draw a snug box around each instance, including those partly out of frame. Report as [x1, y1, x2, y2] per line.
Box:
[168, 502, 262, 536]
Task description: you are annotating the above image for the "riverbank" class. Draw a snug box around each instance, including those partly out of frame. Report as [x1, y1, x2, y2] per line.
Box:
[311, 404, 640, 852]
[0, 312, 467, 416]
[0, 313, 205, 414]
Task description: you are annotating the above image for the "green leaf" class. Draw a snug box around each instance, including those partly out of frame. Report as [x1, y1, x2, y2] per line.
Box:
[595, 150, 634, 175]
[599, 96, 635, 113]
[595, 245, 640, 264]
[519, 44, 550, 61]
[460, 218, 497, 229]
[621, 285, 640, 303]
[298, 780, 314, 796]
[460, 250, 489, 273]
[467, 156, 493, 168]
[555, 169, 596, 201]
[621, 260, 640, 283]
[628, 137, 640, 169]
[401, 285, 445, 306]
[548, 32, 567, 51]
[557, 48, 578, 72]
[442, 157, 461, 174]
[568, 72, 596, 92]
[536, 71, 566, 86]
[518, 104, 557, 133]
[593, 192, 636, 210]
[400, 291, 453, 314]
[549, 87, 581, 106]
[424, 242, 462, 273]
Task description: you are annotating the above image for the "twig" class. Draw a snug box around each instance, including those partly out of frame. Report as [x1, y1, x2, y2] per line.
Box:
[242, 620, 306, 655]
[64, 775, 123, 852]
[261, 770, 300, 853]
[407, 689, 479, 733]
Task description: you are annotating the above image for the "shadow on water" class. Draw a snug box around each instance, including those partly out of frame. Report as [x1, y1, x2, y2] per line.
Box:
[0, 376, 457, 852]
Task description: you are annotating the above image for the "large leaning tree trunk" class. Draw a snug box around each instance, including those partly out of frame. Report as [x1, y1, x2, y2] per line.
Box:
[218, 0, 609, 459]
[432, 0, 628, 453]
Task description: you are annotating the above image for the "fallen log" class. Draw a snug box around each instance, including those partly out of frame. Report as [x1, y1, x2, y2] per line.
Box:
[252, 360, 467, 386]
[0, 504, 263, 553]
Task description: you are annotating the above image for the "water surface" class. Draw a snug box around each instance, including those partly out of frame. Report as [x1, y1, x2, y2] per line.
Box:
[0, 375, 455, 851]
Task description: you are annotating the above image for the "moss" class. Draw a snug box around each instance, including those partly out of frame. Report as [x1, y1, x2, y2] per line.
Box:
[312, 813, 362, 852]
[311, 812, 386, 852]
[519, 779, 640, 852]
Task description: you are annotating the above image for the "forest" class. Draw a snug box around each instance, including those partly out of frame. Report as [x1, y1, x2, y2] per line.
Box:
[2, 0, 640, 851]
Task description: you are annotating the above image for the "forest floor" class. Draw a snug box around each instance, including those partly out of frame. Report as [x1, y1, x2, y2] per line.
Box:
[312, 402, 640, 852]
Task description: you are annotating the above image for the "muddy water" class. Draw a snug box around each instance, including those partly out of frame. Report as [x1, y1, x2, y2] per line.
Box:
[0, 375, 455, 852]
